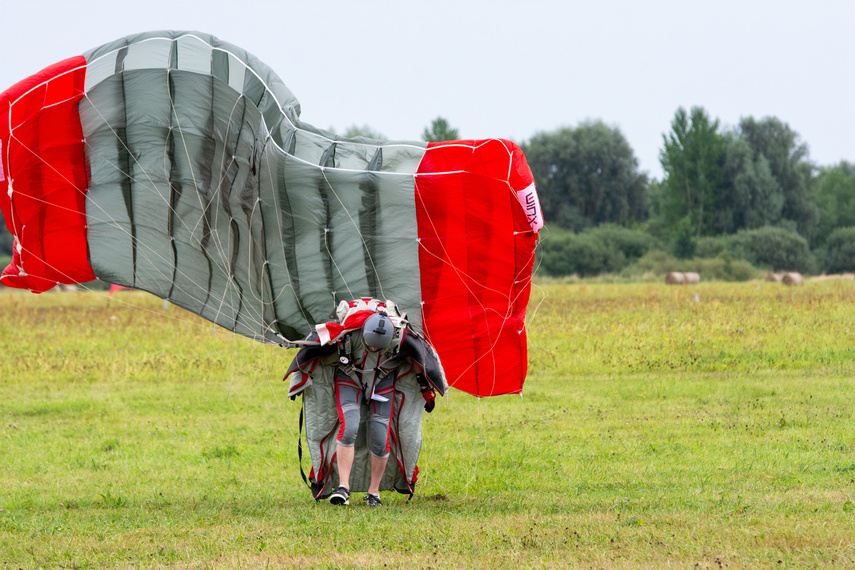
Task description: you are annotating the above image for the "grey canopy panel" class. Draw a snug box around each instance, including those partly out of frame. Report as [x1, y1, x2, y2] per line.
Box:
[80, 31, 427, 343]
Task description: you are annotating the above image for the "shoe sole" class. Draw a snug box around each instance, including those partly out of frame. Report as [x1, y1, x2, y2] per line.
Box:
[329, 495, 349, 506]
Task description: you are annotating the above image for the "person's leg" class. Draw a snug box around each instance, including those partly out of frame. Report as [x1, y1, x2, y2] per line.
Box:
[331, 370, 361, 503]
[367, 375, 395, 497]
[336, 443, 355, 490]
[367, 453, 388, 495]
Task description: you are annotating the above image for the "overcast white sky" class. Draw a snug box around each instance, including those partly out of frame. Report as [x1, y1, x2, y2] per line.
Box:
[2, 0, 852, 179]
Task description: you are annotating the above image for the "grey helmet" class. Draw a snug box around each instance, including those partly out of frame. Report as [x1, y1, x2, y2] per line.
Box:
[362, 313, 394, 350]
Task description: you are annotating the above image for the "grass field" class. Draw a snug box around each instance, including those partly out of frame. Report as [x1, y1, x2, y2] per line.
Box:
[1, 281, 854, 569]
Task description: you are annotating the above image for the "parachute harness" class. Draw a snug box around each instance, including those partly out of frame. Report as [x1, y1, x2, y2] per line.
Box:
[285, 297, 445, 498]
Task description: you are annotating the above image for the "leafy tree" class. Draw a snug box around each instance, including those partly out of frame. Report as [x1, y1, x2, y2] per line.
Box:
[586, 223, 658, 261]
[0, 210, 12, 258]
[736, 116, 817, 238]
[523, 121, 648, 232]
[727, 226, 816, 274]
[670, 216, 698, 259]
[718, 135, 783, 233]
[421, 117, 459, 143]
[343, 124, 385, 139]
[535, 224, 657, 277]
[823, 226, 855, 273]
[536, 226, 624, 277]
[812, 161, 855, 247]
[697, 226, 815, 274]
[658, 106, 725, 239]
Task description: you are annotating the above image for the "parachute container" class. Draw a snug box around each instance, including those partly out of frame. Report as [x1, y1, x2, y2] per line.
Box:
[0, 31, 542, 397]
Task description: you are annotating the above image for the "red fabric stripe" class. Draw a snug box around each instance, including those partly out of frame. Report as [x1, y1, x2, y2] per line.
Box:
[0, 56, 94, 292]
[414, 139, 538, 397]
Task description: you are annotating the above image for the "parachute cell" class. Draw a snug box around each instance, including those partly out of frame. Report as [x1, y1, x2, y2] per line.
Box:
[0, 56, 93, 292]
[0, 31, 542, 397]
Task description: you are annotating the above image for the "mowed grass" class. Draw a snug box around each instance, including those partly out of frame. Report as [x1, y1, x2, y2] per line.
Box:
[1, 281, 854, 569]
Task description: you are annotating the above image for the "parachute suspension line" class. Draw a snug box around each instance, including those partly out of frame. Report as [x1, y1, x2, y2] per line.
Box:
[197, 93, 244, 276]
[3, 64, 89, 244]
[5, 121, 191, 302]
[77, 93, 268, 333]
[243, 194, 278, 338]
[4, 100, 20, 241]
[322, 226, 355, 302]
[8, 116, 239, 328]
[79, 93, 244, 314]
[525, 238, 549, 330]
[248, 139, 300, 456]
[117, 68, 139, 289]
[79, 94, 227, 297]
[258, 139, 314, 334]
[259, 304, 301, 448]
[252, 147, 286, 342]
[204, 92, 265, 338]
[167, 67, 241, 331]
[165, 66, 224, 313]
[84, 75, 290, 341]
[82, 91, 193, 236]
[206, 99, 256, 335]
[319, 167, 386, 301]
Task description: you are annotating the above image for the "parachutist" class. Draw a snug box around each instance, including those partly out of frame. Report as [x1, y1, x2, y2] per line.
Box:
[286, 298, 446, 505]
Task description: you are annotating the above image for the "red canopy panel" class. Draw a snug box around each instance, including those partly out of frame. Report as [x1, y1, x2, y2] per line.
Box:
[415, 139, 539, 396]
[0, 56, 94, 292]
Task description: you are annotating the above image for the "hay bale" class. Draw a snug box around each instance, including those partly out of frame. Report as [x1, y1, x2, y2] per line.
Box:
[782, 272, 804, 286]
[683, 272, 700, 284]
[765, 273, 782, 282]
[665, 272, 685, 285]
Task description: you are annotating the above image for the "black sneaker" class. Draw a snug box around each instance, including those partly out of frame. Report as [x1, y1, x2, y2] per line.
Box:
[329, 486, 350, 506]
[364, 493, 382, 507]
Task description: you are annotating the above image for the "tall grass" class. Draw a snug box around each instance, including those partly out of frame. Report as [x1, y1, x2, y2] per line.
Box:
[1, 283, 854, 568]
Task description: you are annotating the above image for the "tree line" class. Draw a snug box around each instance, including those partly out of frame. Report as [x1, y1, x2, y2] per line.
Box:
[523, 107, 855, 278]
[2, 113, 853, 279]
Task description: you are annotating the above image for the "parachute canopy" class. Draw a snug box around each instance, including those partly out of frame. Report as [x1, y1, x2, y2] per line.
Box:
[0, 31, 542, 397]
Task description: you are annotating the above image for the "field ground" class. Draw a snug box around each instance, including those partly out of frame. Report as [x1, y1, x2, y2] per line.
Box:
[1, 281, 854, 568]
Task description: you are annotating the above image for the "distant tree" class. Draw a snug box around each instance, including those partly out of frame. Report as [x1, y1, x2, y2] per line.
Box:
[536, 226, 624, 277]
[535, 224, 659, 277]
[523, 121, 648, 232]
[726, 226, 815, 274]
[823, 226, 855, 273]
[421, 117, 459, 143]
[811, 161, 855, 247]
[717, 134, 784, 233]
[343, 124, 385, 139]
[0, 210, 12, 258]
[658, 106, 726, 239]
[736, 116, 817, 239]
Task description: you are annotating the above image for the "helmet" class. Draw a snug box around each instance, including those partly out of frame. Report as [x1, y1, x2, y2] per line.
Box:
[362, 313, 394, 350]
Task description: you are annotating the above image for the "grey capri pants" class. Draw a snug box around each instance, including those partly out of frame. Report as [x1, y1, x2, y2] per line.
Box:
[334, 368, 395, 458]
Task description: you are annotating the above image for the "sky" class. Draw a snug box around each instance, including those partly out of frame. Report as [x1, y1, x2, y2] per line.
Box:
[1, 0, 852, 180]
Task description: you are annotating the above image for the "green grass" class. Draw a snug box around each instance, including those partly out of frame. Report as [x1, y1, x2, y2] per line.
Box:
[1, 282, 854, 568]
